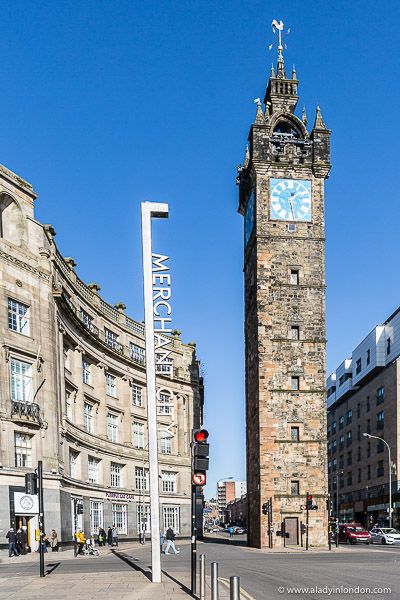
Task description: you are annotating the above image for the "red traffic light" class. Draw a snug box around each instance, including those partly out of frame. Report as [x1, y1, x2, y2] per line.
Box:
[194, 429, 209, 443]
[307, 494, 312, 501]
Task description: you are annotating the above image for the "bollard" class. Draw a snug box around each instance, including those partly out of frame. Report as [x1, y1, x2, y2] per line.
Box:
[200, 554, 206, 600]
[211, 561, 219, 600]
[230, 576, 240, 600]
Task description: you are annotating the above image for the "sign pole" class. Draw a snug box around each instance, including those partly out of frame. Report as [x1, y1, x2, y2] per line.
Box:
[141, 201, 169, 584]
[191, 483, 197, 595]
[37, 460, 45, 577]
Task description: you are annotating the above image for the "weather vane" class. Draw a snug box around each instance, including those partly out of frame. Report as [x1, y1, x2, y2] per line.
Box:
[268, 19, 290, 60]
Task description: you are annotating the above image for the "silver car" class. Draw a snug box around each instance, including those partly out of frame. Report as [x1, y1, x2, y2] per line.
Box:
[370, 527, 400, 545]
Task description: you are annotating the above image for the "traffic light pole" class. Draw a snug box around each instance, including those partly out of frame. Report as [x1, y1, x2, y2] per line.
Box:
[305, 504, 309, 551]
[191, 483, 197, 596]
[37, 460, 45, 577]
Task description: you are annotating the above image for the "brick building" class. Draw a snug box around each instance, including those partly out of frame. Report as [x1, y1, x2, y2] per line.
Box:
[0, 162, 204, 549]
[327, 307, 400, 528]
[237, 41, 330, 547]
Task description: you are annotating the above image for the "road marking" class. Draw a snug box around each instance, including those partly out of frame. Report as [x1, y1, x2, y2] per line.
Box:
[219, 576, 256, 600]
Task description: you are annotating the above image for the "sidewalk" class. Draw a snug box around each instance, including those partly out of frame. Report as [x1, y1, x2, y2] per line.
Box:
[0, 544, 192, 600]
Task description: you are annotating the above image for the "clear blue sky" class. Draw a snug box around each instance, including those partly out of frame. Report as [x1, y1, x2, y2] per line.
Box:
[2, 1, 400, 497]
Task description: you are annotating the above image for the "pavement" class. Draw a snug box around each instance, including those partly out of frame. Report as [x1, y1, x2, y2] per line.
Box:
[1, 534, 400, 600]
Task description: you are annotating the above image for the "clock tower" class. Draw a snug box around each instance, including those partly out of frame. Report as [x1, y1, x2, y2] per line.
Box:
[237, 26, 330, 548]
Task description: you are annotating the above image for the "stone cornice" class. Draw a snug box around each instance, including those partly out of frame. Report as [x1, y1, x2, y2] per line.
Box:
[0, 248, 50, 280]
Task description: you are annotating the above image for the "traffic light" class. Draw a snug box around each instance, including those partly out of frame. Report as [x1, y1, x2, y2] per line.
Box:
[262, 502, 269, 515]
[301, 523, 307, 535]
[76, 501, 84, 515]
[306, 493, 313, 510]
[25, 472, 38, 495]
[192, 429, 209, 486]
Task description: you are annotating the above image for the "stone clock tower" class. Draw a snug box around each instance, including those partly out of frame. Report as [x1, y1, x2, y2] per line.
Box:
[237, 30, 330, 548]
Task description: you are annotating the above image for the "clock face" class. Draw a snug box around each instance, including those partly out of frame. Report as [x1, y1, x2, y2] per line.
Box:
[270, 178, 312, 222]
[20, 495, 34, 510]
[244, 191, 255, 245]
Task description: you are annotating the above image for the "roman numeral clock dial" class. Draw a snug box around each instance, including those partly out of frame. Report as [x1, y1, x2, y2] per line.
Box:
[270, 178, 312, 222]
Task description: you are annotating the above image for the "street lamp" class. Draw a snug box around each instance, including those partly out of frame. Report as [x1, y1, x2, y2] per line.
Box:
[363, 433, 393, 528]
[217, 477, 234, 524]
[335, 469, 344, 547]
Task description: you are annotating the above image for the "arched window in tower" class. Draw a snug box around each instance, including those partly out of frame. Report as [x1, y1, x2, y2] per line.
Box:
[272, 120, 300, 139]
[0, 193, 24, 245]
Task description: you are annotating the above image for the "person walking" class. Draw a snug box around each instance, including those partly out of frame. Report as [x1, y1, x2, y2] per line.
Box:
[111, 525, 118, 547]
[229, 526, 234, 538]
[6, 527, 20, 557]
[107, 526, 112, 546]
[160, 531, 164, 553]
[164, 527, 180, 555]
[50, 529, 59, 552]
[98, 527, 106, 547]
[16, 528, 26, 555]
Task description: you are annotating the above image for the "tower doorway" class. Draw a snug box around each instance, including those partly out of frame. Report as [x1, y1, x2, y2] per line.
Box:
[284, 517, 299, 545]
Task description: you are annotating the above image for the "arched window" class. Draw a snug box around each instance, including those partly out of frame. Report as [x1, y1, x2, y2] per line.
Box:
[0, 193, 24, 244]
[272, 121, 300, 139]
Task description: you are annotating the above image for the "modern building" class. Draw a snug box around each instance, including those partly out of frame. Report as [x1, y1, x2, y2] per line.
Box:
[0, 162, 204, 550]
[327, 307, 400, 528]
[216, 480, 246, 522]
[237, 38, 330, 547]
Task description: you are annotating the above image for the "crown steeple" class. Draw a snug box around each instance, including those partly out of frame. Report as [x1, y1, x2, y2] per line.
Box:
[264, 19, 298, 114]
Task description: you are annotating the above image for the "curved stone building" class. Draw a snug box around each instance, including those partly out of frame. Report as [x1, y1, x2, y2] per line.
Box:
[0, 163, 204, 549]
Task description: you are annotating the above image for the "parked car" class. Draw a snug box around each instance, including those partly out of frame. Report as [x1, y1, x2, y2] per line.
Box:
[234, 527, 246, 535]
[370, 527, 400, 545]
[338, 523, 371, 545]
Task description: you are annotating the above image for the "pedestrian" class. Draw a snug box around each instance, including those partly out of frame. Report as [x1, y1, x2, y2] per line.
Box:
[164, 527, 180, 555]
[50, 529, 59, 552]
[16, 528, 26, 555]
[111, 525, 118, 547]
[6, 527, 20, 557]
[107, 526, 112, 546]
[229, 526, 234, 538]
[160, 531, 164, 553]
[42, 532, 49, 553]
[76, 529, 85, 555]
[98, 527, 106, 547]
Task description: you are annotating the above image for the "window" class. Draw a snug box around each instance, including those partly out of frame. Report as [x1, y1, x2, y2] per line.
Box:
[358, 468, 361, 483]
[332, 440, 337, 453]
[66, 390, 73, 420]
[158, 390, 172, 414]
[14, 432, 32, 467]
[156, 356, 173, 374]
[332, 421, 336, 434]
[367, 418, 371, 433]
[88, 456, 99, 483]
[357, 424, 361, 441]
[137, 504, 151, 533]
[107, 413, 118, 442]
[339, 375, 344, 386]
[357, 446, 361, 461]
[339, 455, 344, 469]
[69, 450, 79, 478]
[90, 500, 104, 534]
[130, 343, 145, 364]
[387, 337, 391, 355]
[133, 422, 145, 449]
[367, 441, 371, 457]
[104, 327, 119, 350]
[82, 359, 91, 385]
[356, 358, 361, 374]
[339, 435, 344, 449]
[290, 426, 300, 441]
[84, 403, 94, 433]
[162, 471, 177, 493]
[346, 431, 352, 446]
[339, 415, 344, 429]
[112, 503, 127, 534]
[290, 326, 300, 340]
[346, 409, 352, 424]
[132, 384, 143, 407]
[377, 410, 384, 429]
[135, 466, 149, 490]
[8, 299, 29, 335]
[332, 458, 337, 470]
[10, 358, 32, 403]
[377, 387, 384, 405]
[160, 434, 172, 454]
[366, 349, 370, 365]
[81, 309, 93, 330]
[347, 472, 352, 486]
[357, 403, 361, 419]
[290, 269, 299, 285]
[377, 461, 384, 477]
[366, 397, 370, 412]
[291, 376, 299, 391]
[367, 464, 371, 480]
[106, 372, 116, 397]
[290, 480, 299, 495]
[377, 439, 384, 454]
[347, 451, 352, 466]
[110, 462, 122, 488]
[163, 506, 180, 533]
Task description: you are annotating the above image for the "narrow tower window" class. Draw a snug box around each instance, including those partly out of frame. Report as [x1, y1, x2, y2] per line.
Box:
[290, 269, 299, 285]
[291, 376, 300, 391]
[290, 325, 300, 340]
[290, 426, 300, 441]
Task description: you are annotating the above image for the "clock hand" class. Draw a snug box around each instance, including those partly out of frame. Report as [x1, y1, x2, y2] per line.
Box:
[289, 198, 295, 219]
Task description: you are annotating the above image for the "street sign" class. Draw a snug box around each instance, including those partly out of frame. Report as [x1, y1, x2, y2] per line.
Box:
[300, 504, 306, 510]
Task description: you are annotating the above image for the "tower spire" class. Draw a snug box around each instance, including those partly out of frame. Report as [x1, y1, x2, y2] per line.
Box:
[269, 19, 290, 79]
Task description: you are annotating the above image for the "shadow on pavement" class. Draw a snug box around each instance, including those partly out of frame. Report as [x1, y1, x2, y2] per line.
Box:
[45, 562, 61, 575]
[201, 536, 248, 547]
[162, 570, 192, 596]
[111, 549, 152, 582]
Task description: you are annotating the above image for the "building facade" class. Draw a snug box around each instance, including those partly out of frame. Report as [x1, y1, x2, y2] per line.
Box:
[226, 494, 247, 527]
[216, 480, 247, 522]
[0, 163, 204, 550]
[327, 307, 400, 528]
[237, 46, 330, 547]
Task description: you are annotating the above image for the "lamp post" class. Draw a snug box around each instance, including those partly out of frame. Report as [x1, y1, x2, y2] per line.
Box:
[363, 433, 392, 528]
[141, 201, 169, 583]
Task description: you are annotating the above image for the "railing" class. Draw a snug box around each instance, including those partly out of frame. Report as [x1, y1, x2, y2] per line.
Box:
[12, 400, 41, 423]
